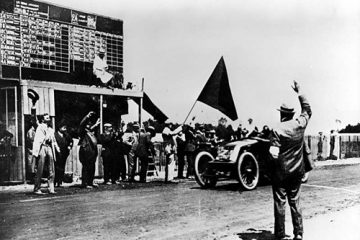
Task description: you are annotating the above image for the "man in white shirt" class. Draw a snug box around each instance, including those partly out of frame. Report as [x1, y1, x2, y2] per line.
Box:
[32, 114, 59, 194]
[93, 48, 114, 88]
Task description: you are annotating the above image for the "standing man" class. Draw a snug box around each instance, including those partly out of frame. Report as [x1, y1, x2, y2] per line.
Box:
[54, 122, 73, 187]
[175, 131, 186, 179]
[26, 120, 36, 182]
[162, 123, 180, 183]
[135, 126, 156, 183]
[123, 123, 139, 182]
[269, 81, 312, 240]
[99, 123, 115, 184]
[32, 114, 60, 194]
[78, 111, 100, 188]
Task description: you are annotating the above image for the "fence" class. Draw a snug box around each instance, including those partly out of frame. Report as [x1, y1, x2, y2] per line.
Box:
[65, 133, 360, 178]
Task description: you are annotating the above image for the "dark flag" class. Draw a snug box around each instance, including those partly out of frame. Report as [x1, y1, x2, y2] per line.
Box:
[132, 92, 168, 123]
[197, 57, 238, 121]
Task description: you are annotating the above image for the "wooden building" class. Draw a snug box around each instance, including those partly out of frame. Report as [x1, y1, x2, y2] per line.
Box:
[0, 0, 146, 183]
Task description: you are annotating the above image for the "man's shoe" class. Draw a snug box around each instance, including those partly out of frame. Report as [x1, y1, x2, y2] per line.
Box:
[91, 183, 99, 188]
[293, 235, 302, 240]
[34, 190, 45, 195]
[49, 191, 57, 194]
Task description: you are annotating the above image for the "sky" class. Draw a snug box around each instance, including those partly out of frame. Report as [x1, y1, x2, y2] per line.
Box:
[46, 0, 360, 134]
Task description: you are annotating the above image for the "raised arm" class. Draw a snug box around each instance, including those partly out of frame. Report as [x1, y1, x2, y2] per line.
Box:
[292, 81, 312, 127]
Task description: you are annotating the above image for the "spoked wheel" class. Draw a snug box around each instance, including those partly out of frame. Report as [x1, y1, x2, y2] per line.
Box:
[194, 151, 217, 188]
[236, 152, 259, 190]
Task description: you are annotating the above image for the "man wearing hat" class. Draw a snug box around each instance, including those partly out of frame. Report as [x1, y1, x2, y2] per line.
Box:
[93, 48, 123, 89]
[269, 81, 312, 240]
[99, 123, 116, 184]
[135, 126, 156, 183]
[93, 48, 113, 87]
[32, 114, 60, 194]
[54, 121, 73, 187]
[78, 111, 100, 188]
[123, 122, 140, 182]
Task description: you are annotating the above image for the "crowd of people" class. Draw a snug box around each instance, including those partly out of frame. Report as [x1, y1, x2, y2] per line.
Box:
[23, 100, 275, 195]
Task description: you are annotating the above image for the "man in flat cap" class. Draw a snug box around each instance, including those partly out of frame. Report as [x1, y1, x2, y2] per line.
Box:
[269, 81, 312, 240]
[99, 123, 116, 184]
[123, 123, 140, 182]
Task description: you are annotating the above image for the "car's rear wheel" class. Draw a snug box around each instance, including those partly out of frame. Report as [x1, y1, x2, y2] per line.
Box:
[236, 152, 259, 190]
[194, 151, 217, 188]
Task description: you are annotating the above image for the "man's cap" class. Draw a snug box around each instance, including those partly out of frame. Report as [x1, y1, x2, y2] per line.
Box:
[104, 123, 112, 128]
[43, 114, 50, 121]
[57, 120, 67, 128]
[277, 104, 295, 114]
[27, 89, 39, 101]
[147, 126, 155, 132]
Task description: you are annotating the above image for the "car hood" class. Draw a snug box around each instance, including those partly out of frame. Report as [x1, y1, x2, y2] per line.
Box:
[224, 139, 258, 148]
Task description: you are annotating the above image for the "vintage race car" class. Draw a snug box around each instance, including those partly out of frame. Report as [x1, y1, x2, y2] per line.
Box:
[194, 137, 309, 190]
[194, 137, 271, 190]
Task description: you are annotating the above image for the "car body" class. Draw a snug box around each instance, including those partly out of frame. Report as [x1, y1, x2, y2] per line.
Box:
[194, 137, 272, 190]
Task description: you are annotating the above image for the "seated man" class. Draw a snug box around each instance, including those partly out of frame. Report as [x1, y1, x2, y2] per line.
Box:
[93, 48, 124, 89]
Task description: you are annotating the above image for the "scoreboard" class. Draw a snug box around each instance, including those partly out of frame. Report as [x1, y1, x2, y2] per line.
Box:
[0, 0, 123, 85]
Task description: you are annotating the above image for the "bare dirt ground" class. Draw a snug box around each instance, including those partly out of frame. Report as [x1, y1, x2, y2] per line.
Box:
[0, 163, 360, 240]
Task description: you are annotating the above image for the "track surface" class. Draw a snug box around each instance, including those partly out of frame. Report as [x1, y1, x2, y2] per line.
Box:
[0, 164, 360, 240]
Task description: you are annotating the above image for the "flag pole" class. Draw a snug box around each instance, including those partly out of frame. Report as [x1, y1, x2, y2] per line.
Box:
[183, 100, 197, 124]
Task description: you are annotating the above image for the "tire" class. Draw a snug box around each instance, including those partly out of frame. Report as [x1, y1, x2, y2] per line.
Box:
[236, 152, 259, 190]
[194, 151, 217, 188]
[302, 172, 309, 183]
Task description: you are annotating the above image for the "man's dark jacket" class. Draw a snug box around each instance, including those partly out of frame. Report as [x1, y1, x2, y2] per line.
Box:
[270, 94, 312, 181]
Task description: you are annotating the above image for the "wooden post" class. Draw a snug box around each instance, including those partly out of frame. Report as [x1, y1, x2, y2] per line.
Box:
[100, 95, 103, 134]
[20, 86, 26, 183]
[138, 78, 144, 128]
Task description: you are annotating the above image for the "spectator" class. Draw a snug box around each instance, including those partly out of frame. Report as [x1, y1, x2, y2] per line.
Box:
[135, 126, 156, 183]
[183, 124, 196, 179]
[245, 118, 259, 137]
[26, 119, 36, 182]
[215, 117, 231, 142]
[327, 130, 338, 160]
[78, 111, 100, 188]
[162, 123, 178, 183]
[54, 121, 73, 187]
[123, 123, 139, 182]
[99, 123, 116, 184]
[112, 128, 127, 182]
[32, 114, 59, 194]
[317, 132, 325, 161]
[93, 48, 123, 89]
[175, 131, 186, 179]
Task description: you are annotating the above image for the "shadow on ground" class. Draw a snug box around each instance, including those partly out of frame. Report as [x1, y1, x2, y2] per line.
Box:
[236, 228, 291, 240]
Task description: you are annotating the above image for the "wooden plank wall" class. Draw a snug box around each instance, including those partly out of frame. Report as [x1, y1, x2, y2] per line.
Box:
[22, 86, 55, 116]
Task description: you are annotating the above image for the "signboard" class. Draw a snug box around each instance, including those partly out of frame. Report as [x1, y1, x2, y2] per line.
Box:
[0, 0, 123, 84]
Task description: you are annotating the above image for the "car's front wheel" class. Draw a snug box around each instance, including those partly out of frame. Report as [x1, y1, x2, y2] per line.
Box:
[194, 151, 217, 188]
[236, 152, 259, 190]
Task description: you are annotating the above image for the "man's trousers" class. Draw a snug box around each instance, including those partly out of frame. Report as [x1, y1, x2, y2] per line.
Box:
[272, 175, 303, 238]
[34, 145, 55, 192]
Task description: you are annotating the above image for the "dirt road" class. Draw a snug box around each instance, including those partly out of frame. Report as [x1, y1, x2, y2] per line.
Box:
[1, 163, 360, 240]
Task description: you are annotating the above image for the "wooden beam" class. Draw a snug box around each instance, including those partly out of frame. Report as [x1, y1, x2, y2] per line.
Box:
[20, 80, 143, 98]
